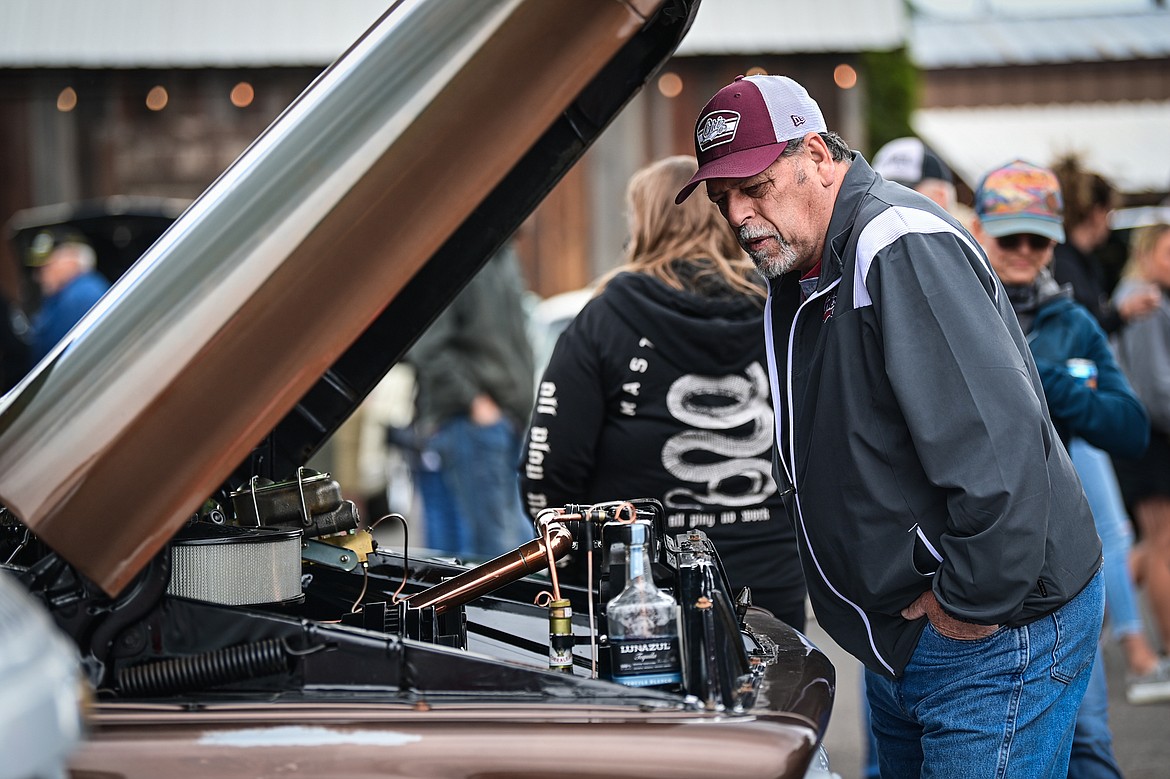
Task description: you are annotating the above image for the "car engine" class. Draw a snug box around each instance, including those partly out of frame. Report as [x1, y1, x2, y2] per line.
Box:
[0, 473, 789, 714]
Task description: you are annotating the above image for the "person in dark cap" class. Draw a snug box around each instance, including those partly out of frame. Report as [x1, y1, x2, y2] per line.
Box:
[678, 74, 1103, 777]
[871, 136, 956, 213]
[24, 227, 110, 363]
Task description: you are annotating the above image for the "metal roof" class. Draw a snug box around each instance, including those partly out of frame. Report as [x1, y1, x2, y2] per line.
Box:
[911, 100, 1170, 194]
[0, 0, 390, 68]
[0, 0, 907, 69]
[911, 9, 1170, 69]
[675, 0, 905, 55]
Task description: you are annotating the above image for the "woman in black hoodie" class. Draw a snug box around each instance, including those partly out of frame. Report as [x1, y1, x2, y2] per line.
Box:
[518, 155, 805, 629]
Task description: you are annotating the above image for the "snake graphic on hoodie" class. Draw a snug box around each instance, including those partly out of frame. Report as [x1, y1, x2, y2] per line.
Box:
[518, 270, 804, 626]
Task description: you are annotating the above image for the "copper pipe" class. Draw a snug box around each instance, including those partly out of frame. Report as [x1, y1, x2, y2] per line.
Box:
[407, 523, 573, 615]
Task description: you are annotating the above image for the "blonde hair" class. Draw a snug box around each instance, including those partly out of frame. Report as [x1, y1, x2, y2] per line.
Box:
[1123, 222, 1170, 282]
[594, 155, 762, 302]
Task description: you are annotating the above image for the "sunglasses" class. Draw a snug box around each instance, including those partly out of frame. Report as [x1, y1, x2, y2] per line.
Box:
[995, 234, 1054, 252]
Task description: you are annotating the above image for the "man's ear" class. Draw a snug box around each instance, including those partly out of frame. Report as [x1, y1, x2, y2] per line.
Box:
[805, 132, 834, 186]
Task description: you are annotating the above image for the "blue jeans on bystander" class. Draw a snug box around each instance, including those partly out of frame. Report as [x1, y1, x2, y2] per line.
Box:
[1069, 643, 1123, 779]
[414, 466, 469, 556]
[418, 415, 532, 560]
[1069, 439, 1143, 639]
[1066, 438, 1136, 779]
[866, 568, 1104, 778]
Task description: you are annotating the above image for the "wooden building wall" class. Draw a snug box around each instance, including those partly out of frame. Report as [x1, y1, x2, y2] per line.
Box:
[0, 53, 871, 305]
[922, 59, 1169, 108]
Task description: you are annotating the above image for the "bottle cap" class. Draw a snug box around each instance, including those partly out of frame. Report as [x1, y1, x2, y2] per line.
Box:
[628, 521, 647, 546]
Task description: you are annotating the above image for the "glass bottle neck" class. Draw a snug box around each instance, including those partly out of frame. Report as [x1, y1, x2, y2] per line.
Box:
[626, 541, 648, 584]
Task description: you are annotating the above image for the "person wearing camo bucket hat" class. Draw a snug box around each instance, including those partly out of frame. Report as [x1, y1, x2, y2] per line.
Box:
[679, 74, 1105, 778]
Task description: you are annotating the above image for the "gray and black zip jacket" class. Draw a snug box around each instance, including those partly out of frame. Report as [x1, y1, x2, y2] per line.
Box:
[765, 154, 1102, 678]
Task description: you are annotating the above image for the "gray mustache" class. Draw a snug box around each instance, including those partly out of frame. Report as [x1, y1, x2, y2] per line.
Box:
[738, 226, 780, 244]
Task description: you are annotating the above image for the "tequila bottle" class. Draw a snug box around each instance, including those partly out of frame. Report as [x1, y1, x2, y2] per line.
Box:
[605, 522, 681, 687]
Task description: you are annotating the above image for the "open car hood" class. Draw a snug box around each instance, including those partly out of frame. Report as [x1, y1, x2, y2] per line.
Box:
[0, 0, 697, 595]
[0, 8, 838, 775]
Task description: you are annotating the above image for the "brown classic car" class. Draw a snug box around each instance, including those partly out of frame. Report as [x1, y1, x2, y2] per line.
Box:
[0, 1, 835, 777]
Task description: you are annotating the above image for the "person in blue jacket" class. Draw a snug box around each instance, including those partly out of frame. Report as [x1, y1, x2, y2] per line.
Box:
[972, 159, 1148, 779]
[25, 228, 110, 364]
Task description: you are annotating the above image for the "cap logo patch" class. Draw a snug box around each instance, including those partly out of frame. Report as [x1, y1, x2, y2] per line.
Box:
[696, 110, 740, 152]
[791, 114, 806, 127]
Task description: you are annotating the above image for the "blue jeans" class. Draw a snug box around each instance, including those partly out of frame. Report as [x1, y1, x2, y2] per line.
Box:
[1069, 439, 1142, 639]
[418, 416, 532, 559]
[866, 568, 1104, 778]
[1067, 440, 1130, 779]
[414, 466, 469, 555]
[1069, 644, 1122, 779]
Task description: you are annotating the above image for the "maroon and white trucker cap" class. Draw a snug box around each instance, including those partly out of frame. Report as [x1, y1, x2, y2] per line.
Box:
[675, 75, 826, 204]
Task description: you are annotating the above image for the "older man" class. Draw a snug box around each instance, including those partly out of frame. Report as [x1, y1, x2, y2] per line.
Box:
[677, 75, 1103, 777]
[25, 228, 110, 363]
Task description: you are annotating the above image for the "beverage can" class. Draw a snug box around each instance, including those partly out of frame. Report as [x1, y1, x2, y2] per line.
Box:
[1066, 358, 1098, 390]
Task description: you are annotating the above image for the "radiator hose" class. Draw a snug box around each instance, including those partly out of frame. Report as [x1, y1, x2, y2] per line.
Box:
[116, 638, 291, 696]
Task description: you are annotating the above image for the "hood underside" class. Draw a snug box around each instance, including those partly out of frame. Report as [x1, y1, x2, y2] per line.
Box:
[0, 0, 698, 595]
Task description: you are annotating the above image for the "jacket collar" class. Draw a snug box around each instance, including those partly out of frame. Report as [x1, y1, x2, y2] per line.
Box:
[1022, 276, 1076, 320]
[818, 152, 874, 286]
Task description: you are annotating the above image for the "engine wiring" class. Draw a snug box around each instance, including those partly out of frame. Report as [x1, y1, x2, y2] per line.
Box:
[352, 512, 411, 613]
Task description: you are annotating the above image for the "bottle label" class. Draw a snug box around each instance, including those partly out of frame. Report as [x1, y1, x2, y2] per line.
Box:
[549, 633, 574, 672]
[609, 636, 681, 686]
